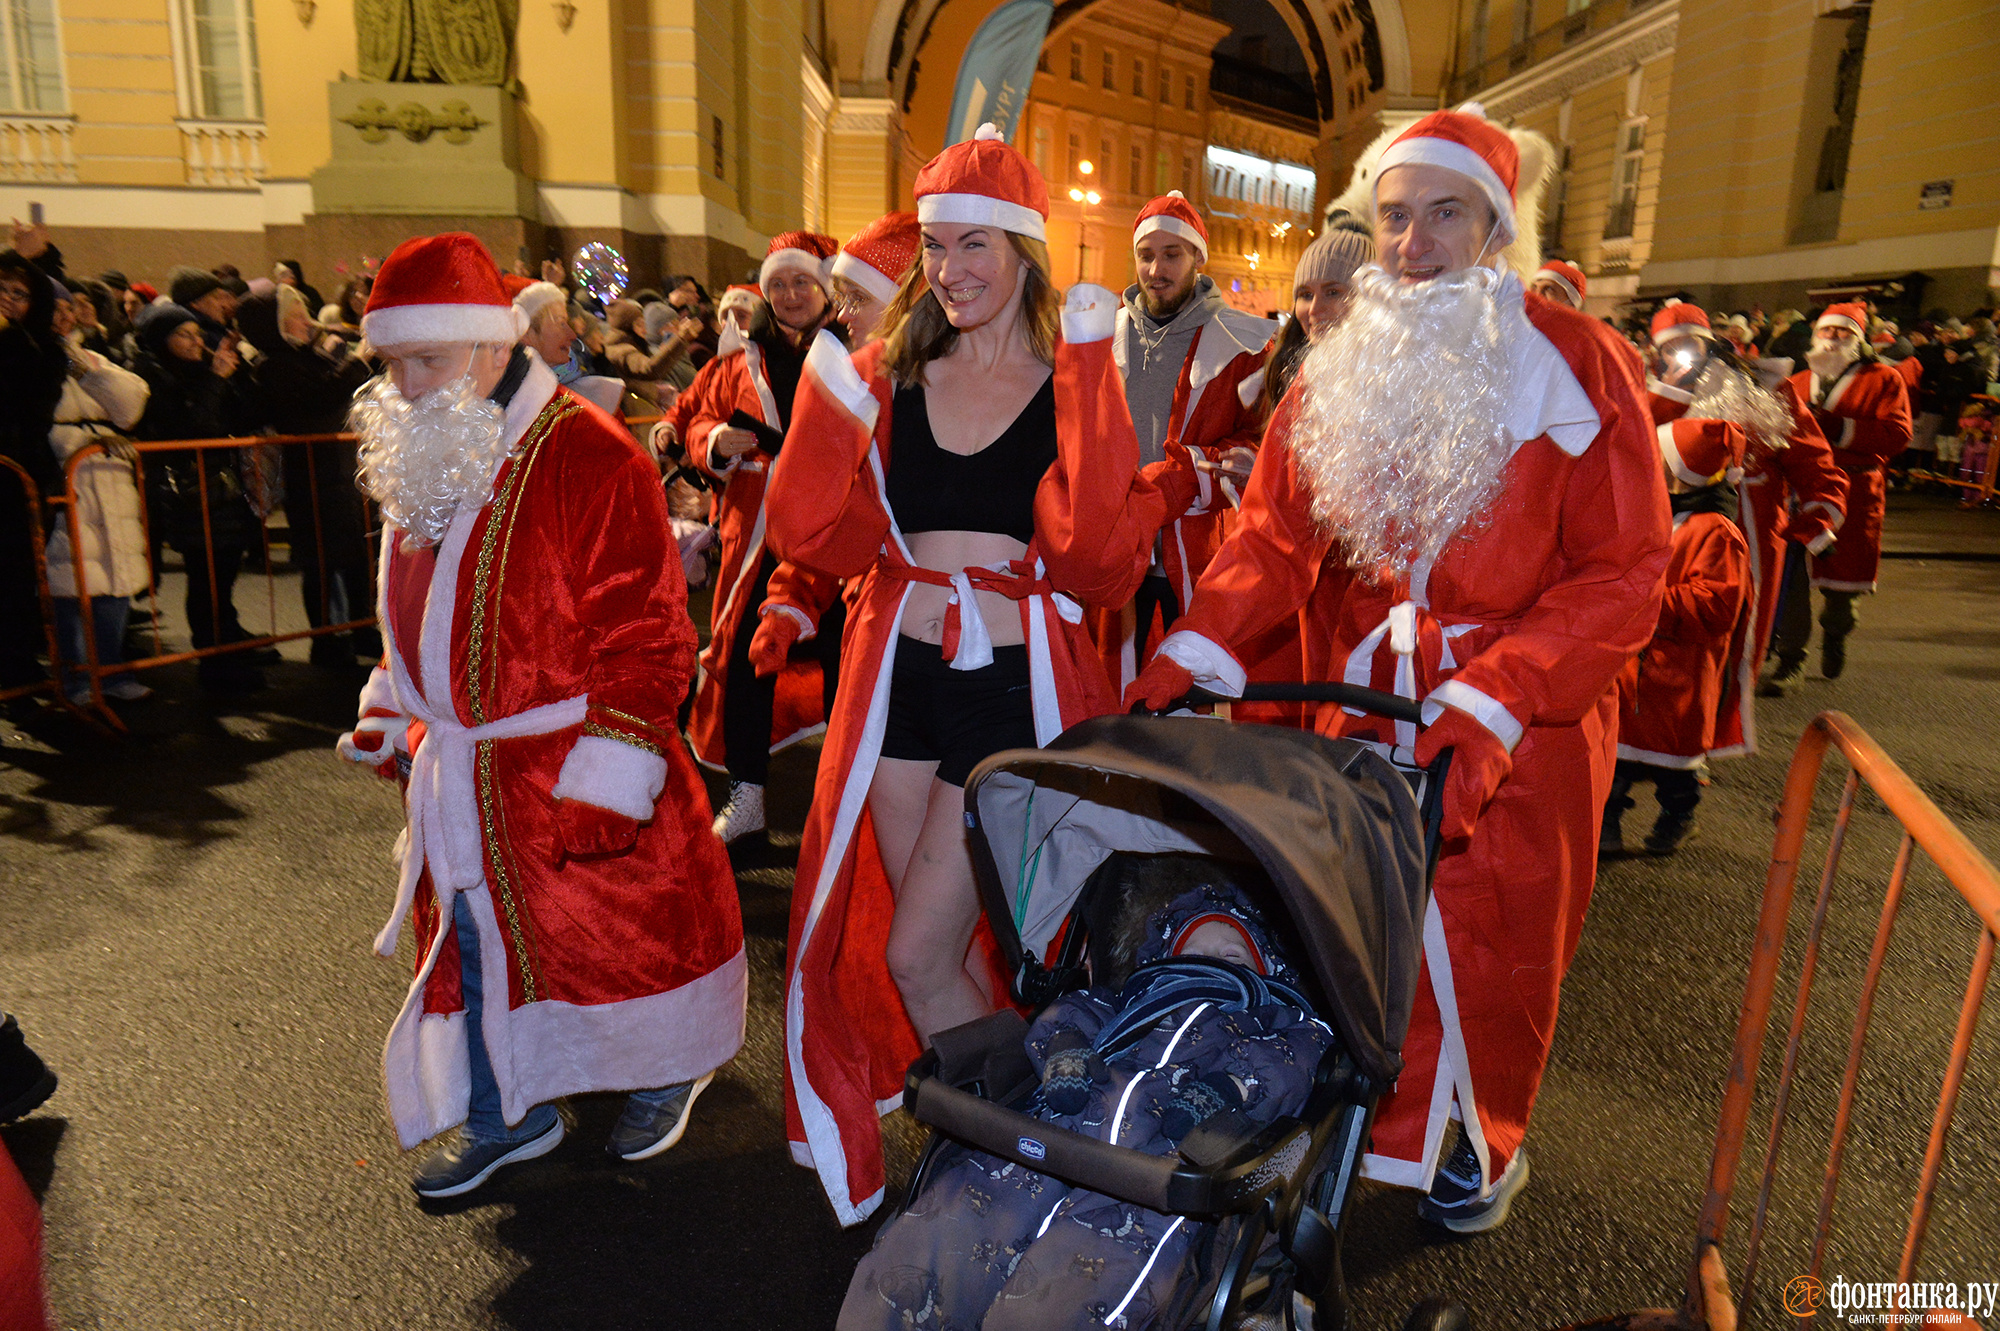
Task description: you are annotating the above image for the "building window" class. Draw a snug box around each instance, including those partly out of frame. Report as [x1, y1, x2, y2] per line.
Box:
[1132, 58, 1145, 97]
[1183, 73, 1195, 110]
[1603, 117, 1644, 239]
[1101, 137, 1112, 174]
[1067, 131, 1080, 178]
[1155, 149, 1169, 193]
[1069, 40, 1083, 81]
[1159, 65, 1171, 102]
[712, 114, 726, 179]
[1037, 51, 1050, 74]
[176, 0, 261, 119]
[1102, 50, 1115, 90]
[1033, 123, 1051, 176]
[1182, 154, 1194, 195]
[1129, 144, 1142, 194]
[0, 0, 64, 113]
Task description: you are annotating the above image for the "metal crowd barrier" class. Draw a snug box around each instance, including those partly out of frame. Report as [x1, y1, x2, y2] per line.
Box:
[1560, 712, 1999, 1330]
[0, 455, 65, 709]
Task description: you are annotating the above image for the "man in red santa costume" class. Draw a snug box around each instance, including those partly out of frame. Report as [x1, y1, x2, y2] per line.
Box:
[1529, 259, 1587, 311]
[336, 233, 745, 1198]
[1768, 304, 1911, 680]
[686, 231, 846, 845]
[1102, 192, 1274, 675]
[1129, 104, 1670, 1233]
[765, 125, 1167, 1224]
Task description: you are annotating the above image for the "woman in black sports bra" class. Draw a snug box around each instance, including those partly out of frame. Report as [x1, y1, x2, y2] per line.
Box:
[763, 127, 1172, 1224]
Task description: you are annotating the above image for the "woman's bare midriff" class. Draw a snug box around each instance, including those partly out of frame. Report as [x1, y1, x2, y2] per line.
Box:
[899, 529, 1033, 647]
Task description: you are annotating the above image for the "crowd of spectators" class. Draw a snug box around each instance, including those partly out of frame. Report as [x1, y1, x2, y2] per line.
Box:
[0, 222, 732, 712]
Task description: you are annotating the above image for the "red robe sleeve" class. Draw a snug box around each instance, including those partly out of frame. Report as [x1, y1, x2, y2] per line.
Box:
[1661, 515, 1750, 639]
[1771, 377, 1847, 548]
[1442, 315, 1671, 733]
[1814, 364, 1913, 464]
[687, 353, 758, 481]
[1035, 331, 1173, 609]
[760, 557, 842, 632]
[765, 335, 892, 579]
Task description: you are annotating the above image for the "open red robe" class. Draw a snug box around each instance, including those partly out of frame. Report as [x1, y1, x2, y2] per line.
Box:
[1154, 284, 1670, 1199]
[1650, 373, 1846, 757]
[683, 340, 839, 769]
[1615, 510, 1753, 766]
[347, 361, 746, 1148]
[1791, 360, 1914, 593]
[764, 298, 1166, 1225]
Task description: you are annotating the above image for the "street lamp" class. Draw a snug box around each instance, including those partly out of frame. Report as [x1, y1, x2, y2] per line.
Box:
[1069, 160, 1099, 282]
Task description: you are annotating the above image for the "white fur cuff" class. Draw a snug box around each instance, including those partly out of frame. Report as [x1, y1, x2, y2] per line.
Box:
[766, 603, 817, 640]
[1421, 679, 1525, 753]
[1060, 284, 1118, 344]
[705, 423, 743, 476]
[551, 734, 668, 821]
[1159, 630, 1246, 697]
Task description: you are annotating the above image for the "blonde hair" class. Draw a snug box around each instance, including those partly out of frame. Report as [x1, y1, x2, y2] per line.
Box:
[879, 231, 1061, 388]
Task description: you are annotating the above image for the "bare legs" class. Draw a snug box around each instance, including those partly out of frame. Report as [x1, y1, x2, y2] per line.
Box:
[870, 756, 992, 1044]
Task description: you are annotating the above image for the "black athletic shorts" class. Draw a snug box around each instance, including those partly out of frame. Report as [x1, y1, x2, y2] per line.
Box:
[880, 637, 1035, 786]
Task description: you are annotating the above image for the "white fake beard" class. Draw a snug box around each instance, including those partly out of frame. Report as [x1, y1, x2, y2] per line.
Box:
[1806, 335, 1860, 382]
[1290, 264, 1515, 578]
[1685, 359, 1796, 454]
[351, 371, 509, 547]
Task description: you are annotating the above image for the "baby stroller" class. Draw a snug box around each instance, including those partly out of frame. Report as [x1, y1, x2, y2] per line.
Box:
[897, 683, 1466, 1331]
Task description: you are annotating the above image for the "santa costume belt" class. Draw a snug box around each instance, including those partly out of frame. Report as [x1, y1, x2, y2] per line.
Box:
[1343, 599, 1504, 752]
[372, 692, 589, 959]
[879, 558, 1082, 671]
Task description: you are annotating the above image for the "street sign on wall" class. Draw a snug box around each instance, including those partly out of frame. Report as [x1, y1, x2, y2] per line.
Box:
[946, 0, 1054, 146]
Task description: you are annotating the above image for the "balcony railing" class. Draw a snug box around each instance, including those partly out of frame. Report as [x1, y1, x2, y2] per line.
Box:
[1450, 0, 1664, 101]
[0, 115, 77, 183]
[178, 120, 265, 188]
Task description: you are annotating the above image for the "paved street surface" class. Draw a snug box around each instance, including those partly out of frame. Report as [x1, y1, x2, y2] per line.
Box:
[5, 495, 1997, 1329]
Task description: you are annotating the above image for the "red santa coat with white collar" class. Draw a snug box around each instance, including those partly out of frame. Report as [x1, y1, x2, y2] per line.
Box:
[1614, 509, 1752, 766]
[1159, 286, 1670, 1195]
[764, 305, 1167, 1225]
[683, 335, 841, 769]
[1790, 359, 1913, 592]
[1650, 372, 1846, 757]
[350, 359, 746, 1148]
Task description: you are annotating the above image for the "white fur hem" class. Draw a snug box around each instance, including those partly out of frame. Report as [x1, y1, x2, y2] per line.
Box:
[1158, 629, 1246, 697]
[1422, 679, 1525, 753]
[829, 251, 902, 307]
[805, 330, 879, 432]
[1811, 577, 1876, 593]
[551, 733, 668, 821]
[1645, 377, 1693, 406]
[1615, 743, 1704, 769]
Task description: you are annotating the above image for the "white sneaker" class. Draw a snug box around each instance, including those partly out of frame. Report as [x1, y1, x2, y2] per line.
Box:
[711, 781, 766, 844]
[102, 679, 153, 702]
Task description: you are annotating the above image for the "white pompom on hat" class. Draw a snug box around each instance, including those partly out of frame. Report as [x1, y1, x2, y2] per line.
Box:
[913, 123, 1050, 242]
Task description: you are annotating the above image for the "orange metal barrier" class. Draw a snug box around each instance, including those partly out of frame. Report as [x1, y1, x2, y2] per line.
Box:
[1561, 712, 1999, 1330]
[0, 455, 67, 710]
[56, 433, 377, 729]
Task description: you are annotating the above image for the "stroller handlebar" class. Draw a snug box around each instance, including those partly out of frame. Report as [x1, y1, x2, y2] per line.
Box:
[1138, 681, 1425, 725]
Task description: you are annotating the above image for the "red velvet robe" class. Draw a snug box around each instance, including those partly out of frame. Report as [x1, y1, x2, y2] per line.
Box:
[1615, 510, 1752, 766]
[1095, 306, 1306, 724]
[1790, 360, 1914, 592]
[683, 340, 839, 769]
[1156, 285, 1670, 1196]
[349, 361, 746, 1148]
[1650, 375, 1846, 757]
[764, 306, 1166, 1225]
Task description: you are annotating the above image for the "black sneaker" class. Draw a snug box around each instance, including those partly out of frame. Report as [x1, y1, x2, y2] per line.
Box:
[1821, 636, 1847, 680]
[1417, 1126, 1529, 1234]
[1756, 676, 1788, 698]
[412, 1115, 565, 1199]
[607, 1072, 714, 1161]
[1646, 813, 1697, 856]
[1768, 654, 1805, 685]
[1598, 810, 1627, 860]
[0, 1015, 57, 1123]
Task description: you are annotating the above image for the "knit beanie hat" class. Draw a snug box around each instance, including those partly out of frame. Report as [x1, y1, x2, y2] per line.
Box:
[1293, 226, 1373, 290]
[167, 265, 223, 309]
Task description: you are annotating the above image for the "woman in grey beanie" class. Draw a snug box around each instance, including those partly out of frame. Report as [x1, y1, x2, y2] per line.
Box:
[1258, 224, 1374, 416]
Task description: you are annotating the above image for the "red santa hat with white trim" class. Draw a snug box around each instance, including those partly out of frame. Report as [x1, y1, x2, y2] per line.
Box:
[717, 283, 763, 320]
[759, 230, 839, 295]
[1133, 192, 1208, 261]
[1815, 303, 1868, 338]
[1373, 102, 1522, 244]
[1532, 259, 1586, 308]
[913, 123, 1049, 241]
[362, 232, 528, 347]
[1651, 302, 1712, 347]
[830, 212, 920, 306]
[1658, 417, 1747, 487]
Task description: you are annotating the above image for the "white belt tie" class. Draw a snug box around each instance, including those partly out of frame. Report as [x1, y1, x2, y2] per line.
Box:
[373, 692, 589, 957]
[1342, 600, 1479, 755]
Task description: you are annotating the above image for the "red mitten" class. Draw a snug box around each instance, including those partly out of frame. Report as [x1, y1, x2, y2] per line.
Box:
[556, 799, 642, 858]
[1139, 441, 1200, 520]
[1413, 705, 1514, 854]
[749, 611, 803, 678]
[1124, 653, 1195, 713]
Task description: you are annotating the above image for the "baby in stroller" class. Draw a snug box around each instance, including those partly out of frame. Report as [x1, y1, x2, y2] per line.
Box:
[840, 853, 1334, 1331]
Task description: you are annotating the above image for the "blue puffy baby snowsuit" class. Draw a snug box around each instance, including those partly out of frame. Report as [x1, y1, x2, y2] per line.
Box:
[840, 881, 1335, 1331]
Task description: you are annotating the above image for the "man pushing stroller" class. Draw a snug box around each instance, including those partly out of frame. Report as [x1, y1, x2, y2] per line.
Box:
[840, 855, 1331, 1330]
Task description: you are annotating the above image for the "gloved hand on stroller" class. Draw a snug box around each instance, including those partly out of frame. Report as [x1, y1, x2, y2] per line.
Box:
[840, 854, 1334, 1331]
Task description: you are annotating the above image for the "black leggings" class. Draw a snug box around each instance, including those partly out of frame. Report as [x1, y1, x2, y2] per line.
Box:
[722, 551, 845, 785]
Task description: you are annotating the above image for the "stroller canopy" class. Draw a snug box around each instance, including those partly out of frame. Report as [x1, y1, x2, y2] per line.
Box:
[965, 715, 1429, 1085]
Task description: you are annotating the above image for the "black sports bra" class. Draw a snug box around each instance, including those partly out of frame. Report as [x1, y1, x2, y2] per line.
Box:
[886, 376, 1057, 544]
